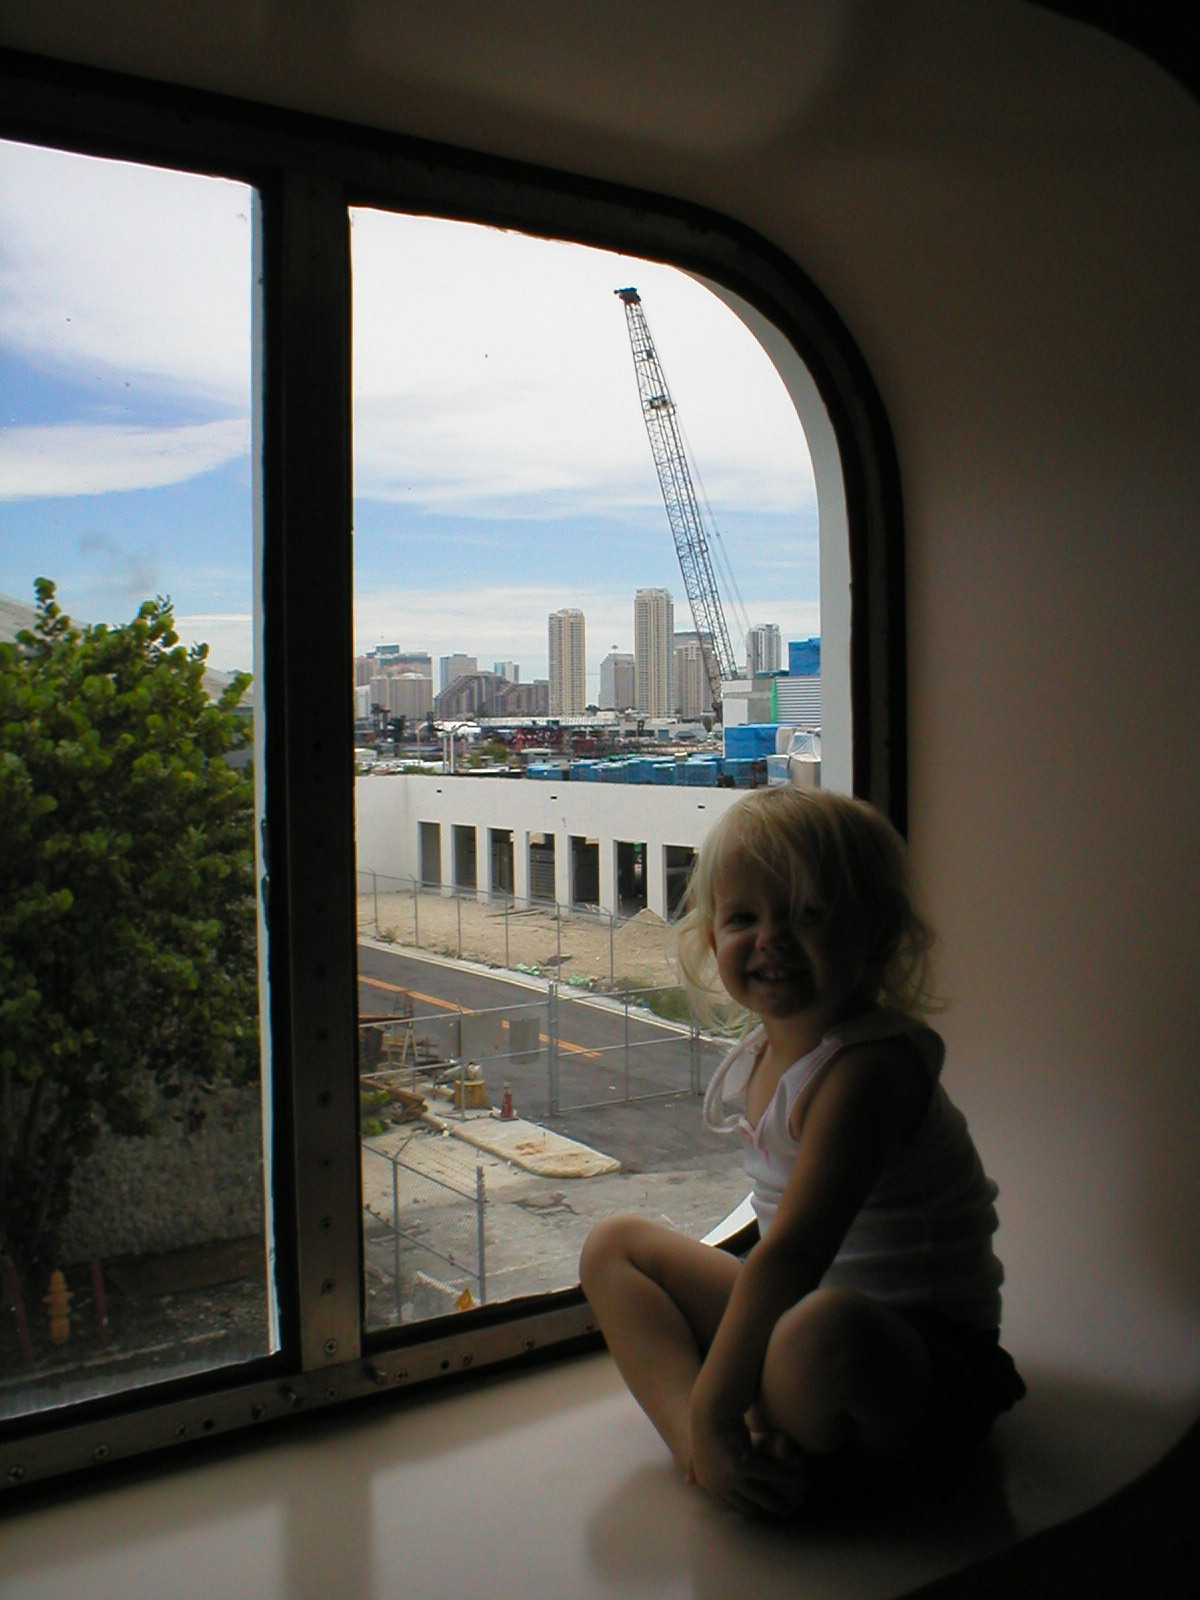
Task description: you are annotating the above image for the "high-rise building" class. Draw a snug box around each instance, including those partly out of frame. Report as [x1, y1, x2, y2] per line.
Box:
[367, 672, 432, 723]
[493, 660, 520, 683]
[386, 673, 433, 723]
[599, 648, 635, 711]
[548, 608, 587, 715]
[672, 633, 711, 720]
[634, 588, 673, 716]
[360, 647, 431, 694]
[746, 623, 782, 678]
[439, 653, 478, 691]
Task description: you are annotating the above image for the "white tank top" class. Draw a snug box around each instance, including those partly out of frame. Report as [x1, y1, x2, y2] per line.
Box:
[703, 1009, 1005, 1330]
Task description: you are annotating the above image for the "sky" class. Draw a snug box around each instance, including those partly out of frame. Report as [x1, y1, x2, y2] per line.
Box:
[1, 139, 820, 696]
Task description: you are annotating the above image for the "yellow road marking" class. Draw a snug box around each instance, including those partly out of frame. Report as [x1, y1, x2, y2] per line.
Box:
[359, 974, 460, 1012]
[358, 972, 599, 1057]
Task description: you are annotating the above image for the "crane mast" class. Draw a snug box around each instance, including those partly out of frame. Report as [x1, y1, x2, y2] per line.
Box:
[616, 288, 739, 709]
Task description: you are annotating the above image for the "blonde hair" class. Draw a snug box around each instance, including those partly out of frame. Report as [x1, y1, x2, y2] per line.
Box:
[674, 787, 940, 1029]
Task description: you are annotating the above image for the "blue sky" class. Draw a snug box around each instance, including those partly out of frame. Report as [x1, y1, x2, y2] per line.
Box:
[1, 140, 819, 693]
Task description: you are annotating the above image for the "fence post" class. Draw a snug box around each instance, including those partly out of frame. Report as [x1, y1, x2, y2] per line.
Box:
[391, 1154, 402, 1324]
[476, 1166, 487, 1305]
[609, 910, 615, 986]
[547, 981, 559, 1115]
[373, 869, 379, 937]
[504, 898, 510, 969]
[413, 878, 419, 947]
[555, 903, 562, 970]
[623, 988, 631, 1102]
[456, 888, 462, 959]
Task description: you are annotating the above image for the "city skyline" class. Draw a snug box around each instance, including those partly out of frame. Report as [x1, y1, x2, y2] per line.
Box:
[360, 594, 808, 712]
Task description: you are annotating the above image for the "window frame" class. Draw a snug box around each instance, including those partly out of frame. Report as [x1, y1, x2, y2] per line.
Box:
[0, 43, 907, 1493]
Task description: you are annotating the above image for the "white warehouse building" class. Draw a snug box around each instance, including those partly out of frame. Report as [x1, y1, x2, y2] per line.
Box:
[355, 771, 746, 921]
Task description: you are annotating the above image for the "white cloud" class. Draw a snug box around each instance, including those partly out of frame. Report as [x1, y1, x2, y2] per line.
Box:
[349, 212, 816, 521]
[172, 613, 255, 677]
[0, 141, 252, 403]
[1, 143, 819, 642]
[0, 418, 250, 500]
[0, 147, 813, 521]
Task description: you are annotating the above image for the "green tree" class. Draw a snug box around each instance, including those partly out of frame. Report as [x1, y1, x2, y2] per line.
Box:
[0, 580, 258, 1282]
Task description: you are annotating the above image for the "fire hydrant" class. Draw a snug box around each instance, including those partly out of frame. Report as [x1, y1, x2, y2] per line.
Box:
[44, 1269, 72, 1346]
[500, 1084, 515, 1120]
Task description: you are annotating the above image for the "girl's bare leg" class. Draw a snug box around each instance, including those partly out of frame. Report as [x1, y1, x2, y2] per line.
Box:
[756, 1286, 932, 1462]
[579, 1216, 741, 1469]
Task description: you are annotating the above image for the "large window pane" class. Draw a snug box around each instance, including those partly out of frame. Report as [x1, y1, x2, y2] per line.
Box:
[0, 141, 274, 1417]
[350, 213, 824, 1331]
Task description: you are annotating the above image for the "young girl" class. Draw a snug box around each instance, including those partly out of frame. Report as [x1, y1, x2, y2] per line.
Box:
[579, 787, 1024, 1518]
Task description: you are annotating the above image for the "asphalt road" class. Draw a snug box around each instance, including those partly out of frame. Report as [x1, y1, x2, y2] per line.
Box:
[356, 942, 734, 1173]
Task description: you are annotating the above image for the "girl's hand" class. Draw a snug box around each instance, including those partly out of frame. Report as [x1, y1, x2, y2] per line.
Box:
[687, 1411, 808, 1518]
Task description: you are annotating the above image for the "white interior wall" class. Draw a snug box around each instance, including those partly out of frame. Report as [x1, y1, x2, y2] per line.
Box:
[766, 31, 1200, 1404]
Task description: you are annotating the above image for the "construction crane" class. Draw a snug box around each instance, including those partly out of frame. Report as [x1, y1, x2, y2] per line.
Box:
[616, 287, 740, 712]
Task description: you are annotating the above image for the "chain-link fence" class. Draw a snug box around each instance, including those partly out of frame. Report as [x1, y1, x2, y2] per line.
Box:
[357, 871, 680, 994]
[549, 983, 727, 1115]
[361, 1139, 486, 1330]
[355, 879, 743, 1326]
[359, 983, 725, 1123]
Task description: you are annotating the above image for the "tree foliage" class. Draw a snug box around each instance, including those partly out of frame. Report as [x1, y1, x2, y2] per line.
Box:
[0, 580, 258, 1280]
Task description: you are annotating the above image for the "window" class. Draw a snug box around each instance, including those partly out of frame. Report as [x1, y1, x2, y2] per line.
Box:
[0, 140, 273, 1424]
[0, 50, 903, 1490]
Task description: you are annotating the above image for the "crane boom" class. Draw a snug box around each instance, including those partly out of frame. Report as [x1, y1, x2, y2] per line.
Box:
[616, 287, 739, 707]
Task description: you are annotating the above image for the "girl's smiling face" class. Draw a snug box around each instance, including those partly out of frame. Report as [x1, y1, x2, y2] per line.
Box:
[709, 844, 870, 1033]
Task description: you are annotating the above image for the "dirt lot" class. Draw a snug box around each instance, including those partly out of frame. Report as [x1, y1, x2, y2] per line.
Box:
[359, 889, 686, 994]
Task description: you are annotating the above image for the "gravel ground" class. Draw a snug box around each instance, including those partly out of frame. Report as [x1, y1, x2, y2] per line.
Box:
[359, 890, 687, 993]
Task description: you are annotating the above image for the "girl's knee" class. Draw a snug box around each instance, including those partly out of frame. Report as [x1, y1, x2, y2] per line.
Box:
[764, 1289, 929, 1407]
[579, 1213, 656, 1293]
[767, 1288, 871, 1380]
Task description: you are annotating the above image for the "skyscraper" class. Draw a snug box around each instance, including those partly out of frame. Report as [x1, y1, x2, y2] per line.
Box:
[634, 588, 673, 716]
[599, 648, 635, 711]
[672, 633, 711, 719]
[548, 608, 587, 715]
[746, 623, 782, 678]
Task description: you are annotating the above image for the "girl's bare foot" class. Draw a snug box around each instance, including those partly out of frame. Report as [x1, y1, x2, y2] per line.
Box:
[748, 1430, 810, 1512]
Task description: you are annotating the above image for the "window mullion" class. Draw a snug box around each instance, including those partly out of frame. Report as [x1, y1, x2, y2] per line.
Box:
[273, 170, 363, 1372]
